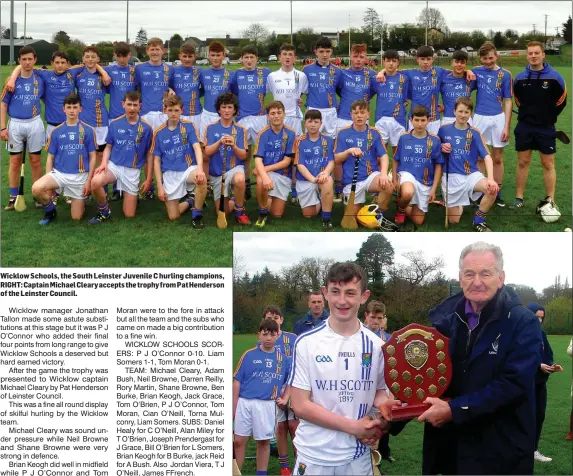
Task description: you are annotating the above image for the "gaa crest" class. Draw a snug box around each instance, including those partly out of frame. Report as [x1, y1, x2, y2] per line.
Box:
[361, 352, 372, 368]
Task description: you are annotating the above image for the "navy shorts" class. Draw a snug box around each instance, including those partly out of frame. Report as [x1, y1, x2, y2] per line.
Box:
[514, 123, 556, 154]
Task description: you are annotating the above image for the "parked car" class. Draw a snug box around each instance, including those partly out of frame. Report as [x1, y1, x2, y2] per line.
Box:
[196, 58, 209, 65]
[268, 54, 278, 62]
[408, 48, 417, 56]
[466, 46, 474, 51]
[128, 56, 142, 66]
[447, 47, 455, 52]
[437, 49, 448, 56]
[173, 60, 182, 66]
[398, 51, 407, 58]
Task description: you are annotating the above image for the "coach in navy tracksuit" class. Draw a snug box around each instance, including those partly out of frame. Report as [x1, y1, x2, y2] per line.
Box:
[512, 41, 567, 210]
[417, 242, 542, 475]
[292, 291, 329, 336]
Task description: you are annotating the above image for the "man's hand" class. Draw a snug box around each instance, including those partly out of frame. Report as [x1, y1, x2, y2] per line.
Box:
[195, 170, 206, 185]
[139, 179, 152, 195]
[0, 129, 8, 141]
[501, 127, 510, 143]
[418, 397, 452, 427]
[540, 363, 554, 374]
[486, 178, 499, 196]
[441, 143, 452, 153]
[347, 147, 363, 157]
[553, 363, 564, 372]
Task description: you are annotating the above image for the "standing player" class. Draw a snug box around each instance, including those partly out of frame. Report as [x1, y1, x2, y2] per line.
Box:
[87, 91, 153, 224]
[392, 105, 443, 226]
[203, 92, 251, 226]
[289, 262, 399, 475]
[363, 300, 390, 341]
[31, 94, 96, 224]
[440, 50, 476, 127]
[293, 109, 335, 230]
[105, 42, 137, 121]
[472, 41, 513, 207]
[334, 100, 394, 220]
[438, 97, 499, 231]
[512, 41, 567, 211]
[253, 101, 297, 227]
[302, 37, 342, 138]
[1, 46, 45, 210]
[171, 42, 203, 132]
[151, 95, 206, 228]
[230, 45, 271, 200]
[233, 319, 291, 476]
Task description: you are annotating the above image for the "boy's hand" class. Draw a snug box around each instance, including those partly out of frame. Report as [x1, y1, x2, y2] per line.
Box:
[83, 183, 92, 197]
[195, 170, 206, 185]
[262, 174, 274, 191]
[276, 396, 288, 407]
[348, 147, 363, 157]
[6, 77, 17, 92]
[139, 179, 152, 194]
[1, 129, 8, 141]
[441, 143, 452, 153]
[94, 163, 108, 175]
[157, 186, 167, 202]
[486, 179, 499, 196]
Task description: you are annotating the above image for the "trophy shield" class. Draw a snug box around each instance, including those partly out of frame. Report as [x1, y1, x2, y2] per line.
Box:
[383, 323, 452, 420]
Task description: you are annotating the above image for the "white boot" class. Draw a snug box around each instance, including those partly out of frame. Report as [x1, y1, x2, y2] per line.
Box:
[534, 450, 552, 462]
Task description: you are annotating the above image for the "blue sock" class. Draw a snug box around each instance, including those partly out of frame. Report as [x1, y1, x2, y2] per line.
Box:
[258, 207, 268, 215]
[234, 205, 245, 216]
[255, 472, 267, 475]
[322, 210, 332, 220]
[191, 208, 202, 220]
[113, 183, 118, 193]
[42, 201, 55, 212]
[149, 183, 155, 192]
[497, 185, 502, 199]
[184, 196, 194, 210]
[9, 187, 18, 198]
[291, 187, 298, 198]
[335, 180, 343, 193]
[474, 208, 487, 224]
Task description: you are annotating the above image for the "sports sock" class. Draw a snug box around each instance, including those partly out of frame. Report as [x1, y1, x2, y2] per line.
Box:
[234, 205, 245, 216]
[42, 201, 56, 213]
[9, 187, 18, 199]
[113, 183, 118, 193]
[335, 180, 343, 194]
[258, 206, 269, 216]
[255, 471, 267, 475]
[98, 201, 110, 216]
[184, 196, 194, 210]
[321, 210, 332, 221]
[497, 184, 502, 199]
[397, 206, 407, 214]
[291, 186, 298, 198]
[104, 184, 109, 195]
[279, 454, 289, 469]
[474, 208, 487, 224]
[191, 207, 202, 220]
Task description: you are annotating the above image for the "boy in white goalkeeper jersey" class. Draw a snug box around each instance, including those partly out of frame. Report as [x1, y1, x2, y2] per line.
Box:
[288, 262, 399, 475]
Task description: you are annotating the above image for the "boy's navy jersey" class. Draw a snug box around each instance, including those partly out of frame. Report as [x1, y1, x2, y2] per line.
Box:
[135, 62, 174, 115]
[106, 115, 153, 169]
[472, 66, 512, 116]
[170, 66, 203, 116]
[204, 120, 248, 176]
[394, 131, 444, 186]
[233, 344, 291, 400]
[404, 67, 445, 122]
[74, 68, 109, 127]
[440, 72, 476, 118]
[1, 73, 44, 119]
[513, 62, 567, 127]
[372, 72, 409, 127]
[254, 125, 297, 177]
[104, 64, 137, 119]
[337, 67, 377, 120]
[438, 124, 490, 175]
[151, 120, 200, 172]
[230, 67, 270, 120]
[35, 69, 76, 124]
[303, 62, 342, 109]
[46, 122, 97, 173]
[293, 133, 334, 181]
[334, 125, 386, 186]
[201, 67, 234, 113]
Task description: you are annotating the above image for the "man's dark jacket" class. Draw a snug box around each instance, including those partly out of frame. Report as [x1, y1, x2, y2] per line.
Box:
[292, 310, 329, 336]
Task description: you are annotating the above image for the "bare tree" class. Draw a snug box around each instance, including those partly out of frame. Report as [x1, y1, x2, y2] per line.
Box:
[241, 22, 270, 47]
[416, 7, 447, 32]
[233, 251, 246, 282]
[391, 251, 445, 286]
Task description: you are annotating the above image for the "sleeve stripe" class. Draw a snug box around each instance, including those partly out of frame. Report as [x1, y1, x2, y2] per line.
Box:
[233, 347, 256, 377]
[254, 125, 269, 154]
[556, 86, 567, 106]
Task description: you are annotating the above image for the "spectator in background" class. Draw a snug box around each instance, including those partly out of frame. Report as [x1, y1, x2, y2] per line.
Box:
[292, 290, 329, 335]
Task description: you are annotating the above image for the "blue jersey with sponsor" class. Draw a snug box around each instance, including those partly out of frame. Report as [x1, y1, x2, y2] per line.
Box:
[337, 68, 376, 120]
[438, 124, 490, 175]
[47, 121, 97, 174]
[234, 344, 291, 400]
[230, 67, 270, 120]
[440, 72, 476, 119]
[404, 67, 445, 122]
[201, 67, 234, 113]
[106, 115, 153, 169]
[472, 66, 512, 116]
[254, 125, 296, 176]
[74, 68, 109, 127]
[274, 331, 298, 358]
[205, 120, 248, 176]
[334, 126, 386, 186]
[151, 120, 200, 172]
[135, 62, 174, 115]
[294, 133, 334, 181]
[394, 131, 444, 186]
[104, 64, 137, 119]
[170, 66, 203, 116]
[303, 62, 342, 109]
[2, 73, 44, 120]
[373, 71, 409, 127]
[36, 69, 76, 124]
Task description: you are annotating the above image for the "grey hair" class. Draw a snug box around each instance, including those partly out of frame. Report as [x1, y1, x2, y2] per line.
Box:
[459, 241, 504, 272]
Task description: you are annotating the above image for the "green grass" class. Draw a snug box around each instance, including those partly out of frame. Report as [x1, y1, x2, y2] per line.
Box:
[233, 333, 573, 475]
[1, 64, 571, 266]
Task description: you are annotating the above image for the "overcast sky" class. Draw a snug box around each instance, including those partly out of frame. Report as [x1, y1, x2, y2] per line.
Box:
[234, 232, 573, 292]
[1, 1, 570, 45]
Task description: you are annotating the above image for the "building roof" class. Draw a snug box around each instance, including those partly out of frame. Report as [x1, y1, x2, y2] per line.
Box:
[206, 37, 242, 47]
[320, 32, 338, 37]
[184, 36, 204, 46]
[0, 39, 47, 46]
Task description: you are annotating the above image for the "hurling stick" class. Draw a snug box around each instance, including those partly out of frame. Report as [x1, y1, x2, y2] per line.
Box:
[14, 139, 27, 212]
[216, 144, 228, 229]
[340, 154, 360, 230]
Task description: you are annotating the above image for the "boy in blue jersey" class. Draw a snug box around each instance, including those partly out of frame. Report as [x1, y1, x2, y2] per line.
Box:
[334, 100, 394, 218]
[472, 41, 513, 207]
[438, 97, 499, 231]
[233, 319, 291, 476]
[1, 46, 45, 210]
[171, 43, 203, 132]
[31, 94, 96, 224]
[253, 101, 297, 227]
[392, 105, 443, 226]
[303, 36, 342, 138]
[372, 50, 409, 156]
[105, 42, 137, 121]
[87, 91, 153, 224]
[204, 92, 251, 226]
[440, 50, 476, 127]
[231, 45, 271, 201]
[151, 95, 206, 228]
[363, 300, 391, 342]
[293, 109, 335, 230]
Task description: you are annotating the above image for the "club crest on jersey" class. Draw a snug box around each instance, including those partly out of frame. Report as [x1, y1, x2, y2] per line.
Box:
[542, 81, 549, 89]
[489, 333, 501, 355]
[297, 463, 307, 475]
[362, 352, 372, 368]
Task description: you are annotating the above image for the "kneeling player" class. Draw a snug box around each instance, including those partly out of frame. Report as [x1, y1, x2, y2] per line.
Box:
[152, 95, 206, 228]
[88, 91, 153, 224]
[334, 100, 394, 220]
[438, 97, 499, 231]
[32, 94, 96, 224]
[392, 105, 443, 226]
[253, 101, 296, 227]
[204, 92, 251, 226]
[294, 110, 335, 230]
